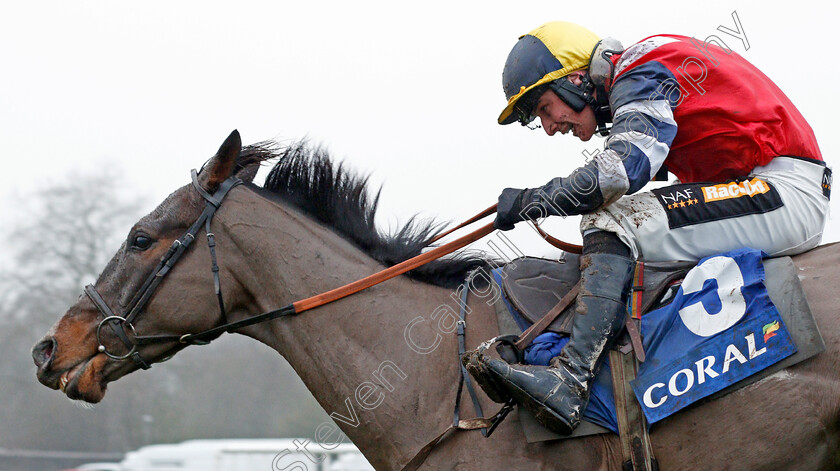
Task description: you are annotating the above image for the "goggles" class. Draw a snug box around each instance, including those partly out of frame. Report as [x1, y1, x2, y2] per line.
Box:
[513, 77, 596, 127]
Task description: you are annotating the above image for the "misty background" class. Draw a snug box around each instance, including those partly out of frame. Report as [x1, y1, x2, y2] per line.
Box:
[1, 1, 837, 469]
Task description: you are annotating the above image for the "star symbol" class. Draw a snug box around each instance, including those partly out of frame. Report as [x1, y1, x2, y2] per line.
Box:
[679, 200, 686, 208]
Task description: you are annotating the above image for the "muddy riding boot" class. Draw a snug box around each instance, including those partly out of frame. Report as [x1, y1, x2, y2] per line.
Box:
[483, 238, 634, 435]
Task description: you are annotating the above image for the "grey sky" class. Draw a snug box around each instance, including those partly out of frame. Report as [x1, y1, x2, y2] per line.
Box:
[2, 0, 836, 257]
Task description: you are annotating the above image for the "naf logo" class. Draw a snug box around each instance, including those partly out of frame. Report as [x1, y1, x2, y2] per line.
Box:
[630, 250, 797, 424]
[652, 180, 783, 230]
[657, 187, 699, 210]
[823, 167, 833, 199]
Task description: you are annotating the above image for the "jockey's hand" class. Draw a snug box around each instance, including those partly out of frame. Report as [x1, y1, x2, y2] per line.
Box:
[494, 188, 530, 231]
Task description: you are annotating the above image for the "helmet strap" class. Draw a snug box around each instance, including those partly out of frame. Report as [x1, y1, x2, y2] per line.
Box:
[592, 83, 613, 137]
[588, 38, 624, 136]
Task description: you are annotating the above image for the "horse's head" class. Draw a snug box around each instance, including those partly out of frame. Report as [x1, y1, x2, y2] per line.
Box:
[32, 130, 259, 403]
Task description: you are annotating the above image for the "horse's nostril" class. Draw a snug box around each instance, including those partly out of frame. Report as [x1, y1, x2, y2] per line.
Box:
[32, 337, 56, 368]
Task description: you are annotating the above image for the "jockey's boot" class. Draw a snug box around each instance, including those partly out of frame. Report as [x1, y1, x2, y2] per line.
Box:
[483, 231, 634, 435]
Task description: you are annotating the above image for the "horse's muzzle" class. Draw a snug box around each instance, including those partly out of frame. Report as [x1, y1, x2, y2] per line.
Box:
[32, 336, 55, 370]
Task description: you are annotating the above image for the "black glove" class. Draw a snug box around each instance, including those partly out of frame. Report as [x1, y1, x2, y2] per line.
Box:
[494, 160, 610, 231]
[494, 188, 528, 231]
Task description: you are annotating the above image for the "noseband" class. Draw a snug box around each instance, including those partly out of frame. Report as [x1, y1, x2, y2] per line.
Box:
[84, 169, 502, 371]
[80, 167, 579, 468]
[85, 170, 242, 369]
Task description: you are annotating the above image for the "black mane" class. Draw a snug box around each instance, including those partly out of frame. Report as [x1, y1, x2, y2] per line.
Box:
[242, 140, 491, 288]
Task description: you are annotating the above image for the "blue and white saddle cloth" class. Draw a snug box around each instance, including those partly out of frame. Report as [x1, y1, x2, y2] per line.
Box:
[495, 247, 798, 433]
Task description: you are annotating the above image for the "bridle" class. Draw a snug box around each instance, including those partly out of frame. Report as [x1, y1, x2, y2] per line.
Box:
[85, 169, 583, 370]
[85, 170, 551, 370]
[82, 167, 584, 468]
[85, 170, 243, 369]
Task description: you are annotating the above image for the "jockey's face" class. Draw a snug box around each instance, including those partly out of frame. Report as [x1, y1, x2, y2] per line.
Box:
[533, 88, 597, 141]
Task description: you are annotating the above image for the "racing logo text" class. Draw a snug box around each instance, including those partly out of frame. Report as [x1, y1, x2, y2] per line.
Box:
[701, 177, 770, 203]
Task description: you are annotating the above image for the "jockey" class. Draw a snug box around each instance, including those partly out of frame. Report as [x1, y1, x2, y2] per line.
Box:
[469, 21, 830, 435]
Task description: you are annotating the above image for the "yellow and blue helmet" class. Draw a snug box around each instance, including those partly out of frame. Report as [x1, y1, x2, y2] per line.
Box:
[498, 21, 603, 126]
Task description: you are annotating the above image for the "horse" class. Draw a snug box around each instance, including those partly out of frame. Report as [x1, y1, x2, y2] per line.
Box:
[32, 131, 840, 470]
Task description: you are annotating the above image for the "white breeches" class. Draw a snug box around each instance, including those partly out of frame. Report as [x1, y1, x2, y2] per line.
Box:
[580, 157, 830, 262]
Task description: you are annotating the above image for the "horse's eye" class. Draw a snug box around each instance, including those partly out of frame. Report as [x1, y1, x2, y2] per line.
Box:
[131, 234, 154, 250]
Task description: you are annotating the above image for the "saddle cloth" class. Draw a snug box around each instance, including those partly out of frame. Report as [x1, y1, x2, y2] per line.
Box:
[491, 249, 825, 442]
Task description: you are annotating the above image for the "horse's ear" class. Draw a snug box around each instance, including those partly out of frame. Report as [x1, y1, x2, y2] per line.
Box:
[199, 130, 242, 191]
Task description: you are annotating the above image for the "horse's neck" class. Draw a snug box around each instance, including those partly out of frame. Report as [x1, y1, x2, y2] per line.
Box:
[216, 190, 500, 467]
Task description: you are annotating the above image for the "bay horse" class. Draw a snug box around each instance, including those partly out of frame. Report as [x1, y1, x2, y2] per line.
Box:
[32, 132, 840, 470]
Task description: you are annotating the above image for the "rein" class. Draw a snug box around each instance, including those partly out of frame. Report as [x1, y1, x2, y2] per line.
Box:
[86, 171, 582, 367]
[85, 172, 505, 367]
[83, 170, 584, 467]
[430, 204, 584, 255]
[531, 221, 583, 254]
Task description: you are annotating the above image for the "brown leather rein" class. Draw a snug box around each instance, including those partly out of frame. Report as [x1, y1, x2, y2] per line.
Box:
[430, 204, 584, 254]
[166, 203, 581, 333]
[86, 174, 502, 366]
[86, 173, 579, 366]
[84, 173, 581, 467]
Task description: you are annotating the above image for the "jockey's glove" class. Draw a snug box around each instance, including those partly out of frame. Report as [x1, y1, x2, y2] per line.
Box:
[494, 187, 534, 231]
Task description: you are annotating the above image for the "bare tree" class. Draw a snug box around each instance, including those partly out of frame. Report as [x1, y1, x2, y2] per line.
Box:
[0, 166, 147, 455]
[0, 167, 143, 329]
[0, 166, 331, 465]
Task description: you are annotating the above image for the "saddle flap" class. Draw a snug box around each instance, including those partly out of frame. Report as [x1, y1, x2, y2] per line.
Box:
[501, 256, 580, 333]
[500, 256, 696, 334]
[635, 260, 696, 314]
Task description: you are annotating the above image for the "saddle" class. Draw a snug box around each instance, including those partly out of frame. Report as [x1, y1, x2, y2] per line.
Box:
[500, 254, 695, 335]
